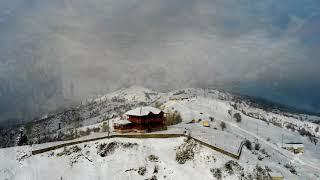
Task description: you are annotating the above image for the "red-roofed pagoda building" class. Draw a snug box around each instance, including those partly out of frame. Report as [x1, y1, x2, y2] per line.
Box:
[113, 106, 167, 133]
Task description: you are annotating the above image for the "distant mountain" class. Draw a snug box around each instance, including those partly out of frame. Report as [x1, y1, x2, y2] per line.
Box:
[1, 86, 319, 148]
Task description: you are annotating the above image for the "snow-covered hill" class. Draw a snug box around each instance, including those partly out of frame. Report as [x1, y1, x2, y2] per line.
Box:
[1, 138, 239, 180]
[0, 86, 319, 180]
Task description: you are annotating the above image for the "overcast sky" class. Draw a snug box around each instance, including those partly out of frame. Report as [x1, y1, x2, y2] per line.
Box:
[0, 0, 320, 124]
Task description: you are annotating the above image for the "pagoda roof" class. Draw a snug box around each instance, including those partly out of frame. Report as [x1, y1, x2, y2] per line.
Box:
[125, 106, 162, 117]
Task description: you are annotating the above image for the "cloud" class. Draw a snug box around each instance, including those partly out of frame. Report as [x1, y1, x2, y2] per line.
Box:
[0, 0, 320, 123]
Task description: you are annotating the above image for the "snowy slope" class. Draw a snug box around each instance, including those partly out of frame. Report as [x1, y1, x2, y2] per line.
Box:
[0, 138, 235, 180]
[1, 86, 320, 180]
[161, 94, 320, 179]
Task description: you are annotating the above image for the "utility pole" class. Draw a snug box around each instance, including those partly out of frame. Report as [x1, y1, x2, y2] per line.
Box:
[256, 123, 259, 143]
[107, 115, 110, 137]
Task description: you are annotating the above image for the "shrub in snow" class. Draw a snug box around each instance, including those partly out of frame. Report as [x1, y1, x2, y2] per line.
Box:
[244, 140, 252, 150]
[220, 122, 226, 131]
[57, 145, 81, 156]
[138, 166, 147, 176]
[97, 142, 138, 157]
[286, 123, 296, 131]
[316, 126, 319, 133]
[209, 117, 215, 121]
[224, 160, 243, 175]
[16, 128, 28, 146]
[146, 175, 158, 180]
[271, 120, 283, 128]
[265, 166, 272, 172]
[48, 152, 55, 157]
[148, 155, 159, 162]
[166, 110, 183, 126]
[70, 145, 82, 153]
[254, 165, 269, 180]
[210, 168, 222, 180]
[175, 139, 197, 164]
[254, 143, 261, 151]
[97, 142, 119, 157]
[231, 103, 238, 110]
[153, 165, 159, 174]
[284, 163, 297, 175]
[101, 122, 109, 132]
[122, 142, 138, 149]
[298, 128, 312, 137]
[309, 136, 318, 145]
[233, 113, 242, 123]
[224, 162, 233, 174]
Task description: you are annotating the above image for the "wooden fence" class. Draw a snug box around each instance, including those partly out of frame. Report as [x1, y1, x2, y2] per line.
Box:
[32, 134, 244, 160]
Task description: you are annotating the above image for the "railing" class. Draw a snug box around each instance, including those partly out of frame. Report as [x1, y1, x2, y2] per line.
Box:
[31, 134, 244, 160]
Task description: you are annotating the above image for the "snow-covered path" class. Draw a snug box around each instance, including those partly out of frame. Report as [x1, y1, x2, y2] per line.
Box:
[168, 99, 320, 175]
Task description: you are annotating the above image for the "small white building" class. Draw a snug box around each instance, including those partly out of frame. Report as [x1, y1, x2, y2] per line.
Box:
[282, 143, 304, 154]
[268, 171, 284, 180]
